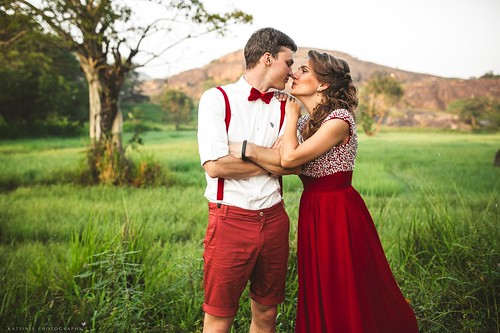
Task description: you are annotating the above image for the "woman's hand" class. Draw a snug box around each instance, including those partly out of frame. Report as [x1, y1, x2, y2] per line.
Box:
[274, 91, 302, 119]
[285, 95, 302, 119]
[274, 90, 288, 102]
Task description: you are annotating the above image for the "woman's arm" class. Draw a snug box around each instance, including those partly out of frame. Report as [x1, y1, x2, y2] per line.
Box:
[280, 98, 350, 168]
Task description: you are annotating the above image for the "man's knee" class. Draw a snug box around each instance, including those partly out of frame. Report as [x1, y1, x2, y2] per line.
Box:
[251, 301, 278, 326]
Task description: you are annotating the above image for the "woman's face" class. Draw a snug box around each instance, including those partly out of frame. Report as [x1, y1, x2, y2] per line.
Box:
[290, 58, 320, 97]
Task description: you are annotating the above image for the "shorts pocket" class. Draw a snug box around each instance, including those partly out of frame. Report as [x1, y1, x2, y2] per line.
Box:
[204, 212, 218, 247]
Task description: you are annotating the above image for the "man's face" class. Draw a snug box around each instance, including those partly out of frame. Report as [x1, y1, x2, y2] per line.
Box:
[268, 48, 295, 90]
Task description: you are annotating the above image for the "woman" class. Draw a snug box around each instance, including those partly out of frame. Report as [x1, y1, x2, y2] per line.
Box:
[237, 50, 419, 332]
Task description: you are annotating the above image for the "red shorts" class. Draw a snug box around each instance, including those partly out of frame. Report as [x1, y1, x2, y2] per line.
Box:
[203, 201, 290, 317]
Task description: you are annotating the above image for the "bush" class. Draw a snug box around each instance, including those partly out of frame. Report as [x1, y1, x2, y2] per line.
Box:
[82, 140, 171, 187]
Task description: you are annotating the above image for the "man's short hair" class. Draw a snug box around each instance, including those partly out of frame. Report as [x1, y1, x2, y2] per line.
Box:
[244, 27, 297, 69]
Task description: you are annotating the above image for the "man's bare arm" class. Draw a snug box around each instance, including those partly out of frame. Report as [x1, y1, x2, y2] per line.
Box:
[249, 145, 301, 175]
[203, 154, 268, 179]
[229, 141, 301, 176]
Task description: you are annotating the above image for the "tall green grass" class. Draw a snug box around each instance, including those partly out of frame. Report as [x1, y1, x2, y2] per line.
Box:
[0, 130, 498, 332]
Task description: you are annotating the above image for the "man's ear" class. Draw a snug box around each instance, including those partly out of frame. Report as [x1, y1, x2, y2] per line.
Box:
[263, 52, 272, 65]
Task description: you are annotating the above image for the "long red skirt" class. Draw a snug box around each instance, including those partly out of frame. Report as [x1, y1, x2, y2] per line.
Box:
[295, 171, 419, 333]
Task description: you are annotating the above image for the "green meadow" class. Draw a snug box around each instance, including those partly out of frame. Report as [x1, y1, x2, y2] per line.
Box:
[0, 130, 498, 332]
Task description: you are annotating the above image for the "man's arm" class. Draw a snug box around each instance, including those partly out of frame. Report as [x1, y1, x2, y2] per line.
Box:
[229, 141, 301, 176]
[248, 144, 301, 175]
[203, 154, 268, 179]
[198, 88, 269, 179]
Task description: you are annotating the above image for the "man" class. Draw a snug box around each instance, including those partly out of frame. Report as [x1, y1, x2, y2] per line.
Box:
[197, 27, 297, 333]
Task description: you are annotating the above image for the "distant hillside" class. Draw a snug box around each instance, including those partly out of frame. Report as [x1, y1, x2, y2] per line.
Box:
[140, 48, 500, 129]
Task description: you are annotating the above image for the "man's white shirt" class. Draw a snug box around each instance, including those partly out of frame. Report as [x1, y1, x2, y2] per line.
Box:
[197, 76, 286, 210]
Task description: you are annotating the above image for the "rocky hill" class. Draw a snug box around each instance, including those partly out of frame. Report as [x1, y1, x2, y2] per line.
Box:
[140, 48, 500, 129]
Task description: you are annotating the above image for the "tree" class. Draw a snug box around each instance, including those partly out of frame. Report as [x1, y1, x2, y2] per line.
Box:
[480, 71, 500, 79]
[160, 88, 194, 130]
[120, 71, 149, 105]
[448, 96, 500, 131]
[10, 0, 252, 182]
[0, 8, 88, 136]
[358, 72, 404, 136]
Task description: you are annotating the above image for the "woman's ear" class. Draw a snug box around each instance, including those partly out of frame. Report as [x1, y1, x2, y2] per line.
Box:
[317, 83, 329, 92]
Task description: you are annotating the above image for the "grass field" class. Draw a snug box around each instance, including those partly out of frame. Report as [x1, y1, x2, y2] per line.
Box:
[0, 129, 498, 332]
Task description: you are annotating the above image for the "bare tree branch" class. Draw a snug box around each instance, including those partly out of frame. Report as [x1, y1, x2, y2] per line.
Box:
[0, 30, 27, 47]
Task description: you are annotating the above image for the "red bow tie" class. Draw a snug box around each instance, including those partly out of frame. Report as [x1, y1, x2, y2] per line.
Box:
[248, 87, 274, 104]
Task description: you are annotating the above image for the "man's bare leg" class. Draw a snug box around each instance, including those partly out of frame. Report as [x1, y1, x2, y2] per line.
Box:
[203, 313, 234, 333]
[249, 300, 278, 333]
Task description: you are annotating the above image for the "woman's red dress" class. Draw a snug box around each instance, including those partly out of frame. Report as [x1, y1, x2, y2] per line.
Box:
[294, 110, 419, 333]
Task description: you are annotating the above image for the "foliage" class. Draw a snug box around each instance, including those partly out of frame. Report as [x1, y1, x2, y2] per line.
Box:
[399, 187, 499, 332]
[0, 130, 499, 332]
[120, 71, 150, 105]
[160, 88, 195, 130]
[358, 72, 404, 136]
[121, 103, 165, 135]
[122, 102, 164, 124]
[0, 9, 88, 137]
[69, 220, 143, 331]
[447, 96, 500, 131]
[11, 0, 252, 184]
[82, 138, 170, 187]
[480, 71, 500, 79]
[12, 0, 252, 138]
[85, 140, 135, 186]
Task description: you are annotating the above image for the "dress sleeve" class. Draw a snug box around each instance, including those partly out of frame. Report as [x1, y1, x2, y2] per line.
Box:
[322, 109, 354, 136]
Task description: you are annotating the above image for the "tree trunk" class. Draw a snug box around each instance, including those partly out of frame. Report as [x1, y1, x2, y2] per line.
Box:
[79, 54, 124, 147]
[79, 55, 103, 146]
[494, 150, 500, 167]
[112, 108, 123, 150]
[88, 77, 103, 145]
[471, 116, 478, 130]
[363, 93, 376, 136]
[363, 124, 374, 136]
[374, 110, 387, 136]
[101, 78, 123, 151]
[78, 54, 129, 184]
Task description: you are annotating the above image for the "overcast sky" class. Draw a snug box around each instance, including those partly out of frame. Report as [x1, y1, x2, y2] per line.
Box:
[135, 0, 500, 80]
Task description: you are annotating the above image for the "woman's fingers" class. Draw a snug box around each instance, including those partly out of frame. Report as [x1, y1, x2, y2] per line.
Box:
[274, 91, 289, 102]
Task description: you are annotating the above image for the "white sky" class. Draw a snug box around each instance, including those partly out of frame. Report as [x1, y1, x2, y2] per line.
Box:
[135, 0, 500, 80]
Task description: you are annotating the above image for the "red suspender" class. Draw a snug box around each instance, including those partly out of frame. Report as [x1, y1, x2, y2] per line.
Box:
[217, 87, 231, 128]
[215, 87, 286, 203]
[278, 101, 286, 196]
[279, 100, 286, 130]
[216, 86, 231, 203]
